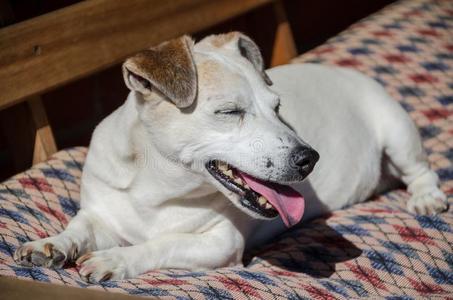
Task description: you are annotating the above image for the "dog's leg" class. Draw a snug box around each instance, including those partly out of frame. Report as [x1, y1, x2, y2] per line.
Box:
[76, 226, 243, 282]
[14, 210, 118, 268]
[382, 103, 447, 215]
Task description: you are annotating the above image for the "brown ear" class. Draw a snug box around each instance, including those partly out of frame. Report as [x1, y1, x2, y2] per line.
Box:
[122, 36, 197, 108]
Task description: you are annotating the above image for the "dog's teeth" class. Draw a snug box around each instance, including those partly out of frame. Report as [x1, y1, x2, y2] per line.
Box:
[218, 164, 228, 171]
[265, 203, 272, 209]
[244, 184, 250, 189]
[234, 178, 243, 185]
[258, 197, 267, 206]
[225, 170, 233, 177]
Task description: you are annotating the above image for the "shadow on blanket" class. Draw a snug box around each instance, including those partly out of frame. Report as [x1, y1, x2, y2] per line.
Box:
[245, 219, 362, 278]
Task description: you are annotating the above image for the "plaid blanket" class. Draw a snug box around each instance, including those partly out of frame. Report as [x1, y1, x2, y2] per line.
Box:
[1, 0, 452, 298]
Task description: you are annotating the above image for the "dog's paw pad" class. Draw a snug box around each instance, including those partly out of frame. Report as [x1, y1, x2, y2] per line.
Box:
[407, 189, 448, 215]
[14, 241, 67, 268]
[77, 250, 126, 283]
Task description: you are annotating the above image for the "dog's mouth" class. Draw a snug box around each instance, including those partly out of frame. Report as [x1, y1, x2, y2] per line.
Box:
[206, 160, 305, 227]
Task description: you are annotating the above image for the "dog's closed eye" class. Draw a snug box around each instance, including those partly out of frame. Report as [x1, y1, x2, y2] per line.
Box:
[215, 108, 245, 116]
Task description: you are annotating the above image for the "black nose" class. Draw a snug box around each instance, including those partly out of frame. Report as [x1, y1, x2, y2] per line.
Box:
[290, 147, 320, 176]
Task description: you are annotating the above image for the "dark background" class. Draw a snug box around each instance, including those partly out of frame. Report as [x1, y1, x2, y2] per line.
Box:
[0, 0, 395, 180]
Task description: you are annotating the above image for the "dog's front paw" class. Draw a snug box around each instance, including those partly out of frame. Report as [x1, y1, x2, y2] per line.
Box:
[407, 188, 448, 215]
[76, 249, 127, 283]
[14, 238, 73, 268]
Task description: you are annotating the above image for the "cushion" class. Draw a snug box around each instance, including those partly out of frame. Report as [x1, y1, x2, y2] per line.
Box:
[1, 0, 452, 298]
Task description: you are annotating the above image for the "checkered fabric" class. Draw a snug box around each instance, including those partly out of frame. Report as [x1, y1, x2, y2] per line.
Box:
[1, 0, 452, 298]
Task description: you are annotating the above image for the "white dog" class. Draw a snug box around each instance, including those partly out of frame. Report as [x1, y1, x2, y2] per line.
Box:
[15, 32, 447, 282]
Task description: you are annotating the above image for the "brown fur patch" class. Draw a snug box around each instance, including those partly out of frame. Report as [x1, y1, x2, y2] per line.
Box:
[197, 59, 225, 87]
[101, 272, 113, 281]
[123, 36, 197, 108]
[43, 243, 53, 257]
[75, 252, 93, 266]
[208, 32, 238, 48]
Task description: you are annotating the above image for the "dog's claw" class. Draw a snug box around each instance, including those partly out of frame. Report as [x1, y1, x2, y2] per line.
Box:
[77, 250, 126, 283]
[14, 245, 33, 266]
[407, 189, 448, 215]
[14, 241, 68, 268]
[76, 252, 93, 266]
[43, 243, 53, 257]
[100, 271, 113, 281]
[31, 251, 48, 266]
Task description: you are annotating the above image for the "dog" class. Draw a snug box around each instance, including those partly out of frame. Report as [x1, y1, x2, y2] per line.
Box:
[14, 32, 447, 282]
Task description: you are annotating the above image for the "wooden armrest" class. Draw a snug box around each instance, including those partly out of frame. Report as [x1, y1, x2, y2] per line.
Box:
[0, 276, 155, 300]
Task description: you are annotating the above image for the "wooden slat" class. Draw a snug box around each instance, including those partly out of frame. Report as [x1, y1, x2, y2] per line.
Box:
[0, 96, 58, 170]
[28, 96, 58, 164]
[270, 0, 297, 67]
[0, 0, 271, 110]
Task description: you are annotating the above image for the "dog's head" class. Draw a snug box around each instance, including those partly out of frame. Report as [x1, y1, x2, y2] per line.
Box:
[122, 32, 319, 226]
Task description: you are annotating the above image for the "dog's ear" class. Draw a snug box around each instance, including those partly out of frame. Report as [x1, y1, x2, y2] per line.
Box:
[198, 32, 272, 86]
[122, 36, 197, 108]
[237, 35, 273, 86]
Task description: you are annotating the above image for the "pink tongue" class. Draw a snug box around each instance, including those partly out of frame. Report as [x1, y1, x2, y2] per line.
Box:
[237, 172, 305, 227]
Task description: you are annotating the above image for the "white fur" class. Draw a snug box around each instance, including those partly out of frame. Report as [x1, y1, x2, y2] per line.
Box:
[15, 36, 447, 282]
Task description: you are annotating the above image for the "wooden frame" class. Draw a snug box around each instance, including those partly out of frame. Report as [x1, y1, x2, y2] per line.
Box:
[0, 275, 155, 300]
[271, 0, 297, 67]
